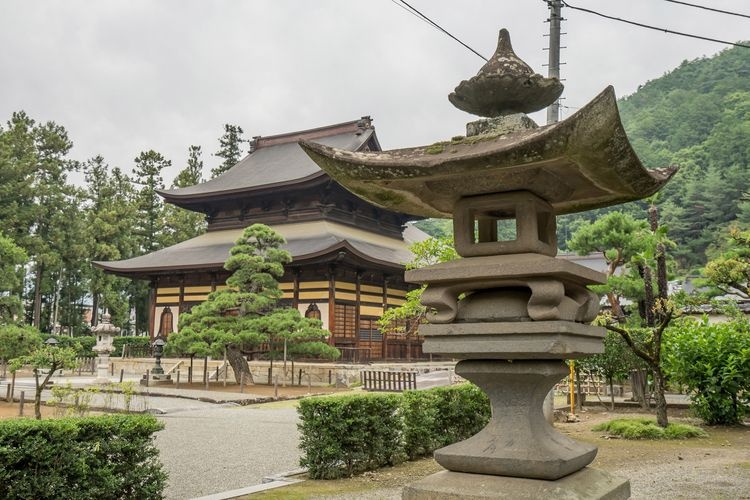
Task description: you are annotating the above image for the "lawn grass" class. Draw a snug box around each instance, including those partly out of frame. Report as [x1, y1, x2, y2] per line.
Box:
[592, 417, 708, 439]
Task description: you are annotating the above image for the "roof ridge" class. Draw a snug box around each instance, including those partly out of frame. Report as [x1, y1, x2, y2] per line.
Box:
[253, 116, 372, 149]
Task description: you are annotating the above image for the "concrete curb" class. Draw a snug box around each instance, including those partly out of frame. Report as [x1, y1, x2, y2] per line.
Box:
[191, 468, 307, 500]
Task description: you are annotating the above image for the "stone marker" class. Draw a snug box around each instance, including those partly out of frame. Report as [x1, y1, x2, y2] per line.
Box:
[302, 27, 675, 500]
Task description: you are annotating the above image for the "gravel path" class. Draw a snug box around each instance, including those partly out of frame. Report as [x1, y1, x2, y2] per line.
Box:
[155, 404, 301, 500]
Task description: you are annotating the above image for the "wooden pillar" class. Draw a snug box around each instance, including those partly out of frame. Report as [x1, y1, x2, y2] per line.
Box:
[148, 279, 157, 340]
[354, 271, 362, 350]
[327, 265, 336, 346]
[178, 274, 185, 313]
[292, 268, 300, 309]
[382, 275, 389, 360]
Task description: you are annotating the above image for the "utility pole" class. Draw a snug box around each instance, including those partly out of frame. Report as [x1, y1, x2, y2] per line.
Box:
[546, 0, 563, 124]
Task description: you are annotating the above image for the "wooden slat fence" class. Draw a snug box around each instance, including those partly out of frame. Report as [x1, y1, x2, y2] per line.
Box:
[361, 370, 417, 392]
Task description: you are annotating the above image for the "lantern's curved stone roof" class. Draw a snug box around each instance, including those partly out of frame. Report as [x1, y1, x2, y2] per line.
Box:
[159, 118, 378, 203]
[300, 87, 677, 218]
[93, 221, 428, 278]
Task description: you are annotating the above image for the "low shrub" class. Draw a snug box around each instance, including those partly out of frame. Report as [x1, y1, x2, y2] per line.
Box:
[298, 383, 491, 479]
[0, 414, 167, 499]
[112, 336, 151, 357]
[664, 318, 750, 425]
[298, 393, 404, 479]
[593, 418, 707, 440]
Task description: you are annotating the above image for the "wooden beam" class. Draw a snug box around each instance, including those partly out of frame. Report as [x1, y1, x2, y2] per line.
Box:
[292, 268, 300, 309]
[327, 265, 336, 346]
[148, 280, 157, 340]
[355, 271, 362, 350]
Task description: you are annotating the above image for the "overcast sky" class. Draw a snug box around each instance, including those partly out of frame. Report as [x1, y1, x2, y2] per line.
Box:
[1, 0, 748, 185]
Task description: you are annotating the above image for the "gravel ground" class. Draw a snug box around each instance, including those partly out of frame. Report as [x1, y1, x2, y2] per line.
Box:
[155, 403, 301, 500]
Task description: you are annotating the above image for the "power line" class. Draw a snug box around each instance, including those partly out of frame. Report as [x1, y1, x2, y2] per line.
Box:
[393, 0, 488, 62]
[561, 1, 750, 49]
[663, 0, 750, 20]
[388, 0, 434, 31]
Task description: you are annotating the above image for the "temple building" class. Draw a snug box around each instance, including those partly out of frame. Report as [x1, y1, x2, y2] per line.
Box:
[95, 117, 428, 360]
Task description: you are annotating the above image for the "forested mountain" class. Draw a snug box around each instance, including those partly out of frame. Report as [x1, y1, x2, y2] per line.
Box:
[618, 43, 750, 270]
[416, 44, 750, 272]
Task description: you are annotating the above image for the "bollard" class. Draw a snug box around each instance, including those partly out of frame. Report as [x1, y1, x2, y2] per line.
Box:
[111, 363, 114, 376]
[176, 370, 181, 388]
[308, 373, 312, 392]
[240, 372, 245, 394]
[328, 370, 332, 385]
[274, 375, 278, 400]
[18, 391, 24, 416]
[214, 366, 219, 382]
[298, 368, 302, 386]
[119, 368, 124, 383]
[145, 369, 150, 388]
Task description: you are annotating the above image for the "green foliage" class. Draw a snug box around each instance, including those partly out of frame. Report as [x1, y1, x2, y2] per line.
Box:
[592, 418, 707, 440]
[298, 393, 404, 479]
[664, 317, 750, 425]
[9, 344, 79, 373]
[0, 414, 166, 499]
[379, 237, 458, 337]
[45, 335, 96, 357]
[172, 224, 337, 382]
[112, 336, 151, 357]
[703, 227, 750, 297]
[297, 384, 490, 479]
[401, 384, 490, 460]
[412, 219, 452, 238]
[49, 383, 99, 416]
[0, 232, 27, 322]
[161, 145, 206, 247]
[0, 324, 42, 361]
[577, 330, 644, 387]
[212, 124, 246, 178]
[557, 45, 750, 268]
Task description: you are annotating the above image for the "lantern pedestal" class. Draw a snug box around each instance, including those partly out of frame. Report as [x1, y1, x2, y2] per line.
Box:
[435, 360, 595, 479]
[403, 468, 630, 500]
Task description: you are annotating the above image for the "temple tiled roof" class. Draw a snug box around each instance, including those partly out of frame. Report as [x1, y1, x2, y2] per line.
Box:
[93, 221, 428, 278]
[159, 118, 378, 203]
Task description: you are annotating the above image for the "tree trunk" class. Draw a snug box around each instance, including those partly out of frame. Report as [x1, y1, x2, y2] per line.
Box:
[653, 368, 669, 427]
[226, 345, 252, 384]
[33, 367, 55, 420]
[91, 293, 99, 326]
[33, 261, 44, 329]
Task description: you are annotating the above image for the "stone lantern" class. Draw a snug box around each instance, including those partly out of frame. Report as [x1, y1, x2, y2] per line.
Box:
[92, 311, 119, 383]
[302, 29, 675, 499]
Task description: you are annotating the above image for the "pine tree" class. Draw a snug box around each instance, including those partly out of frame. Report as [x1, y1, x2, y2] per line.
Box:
[171, 224, 338, 384]
[211, 124, 246, 178]
[161, 145, 206, 247]
[0, 232, 27, 323]
[132, 150, 169, 253]
[84, 156, 137, 328]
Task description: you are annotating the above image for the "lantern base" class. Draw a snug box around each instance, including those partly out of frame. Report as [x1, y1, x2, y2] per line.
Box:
[435, 359, 596, 480]
[403, 468, 630, 500]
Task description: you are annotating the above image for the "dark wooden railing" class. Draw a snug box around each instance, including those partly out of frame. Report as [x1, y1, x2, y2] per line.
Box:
[361, 370, 417, 392]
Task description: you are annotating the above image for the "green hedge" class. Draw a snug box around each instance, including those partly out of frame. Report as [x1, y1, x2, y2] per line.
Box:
[0, 414, 167, 499]
[112, 336, 151, 357]
[298, 384, 490, 479]
[44, 335, 96, 357]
